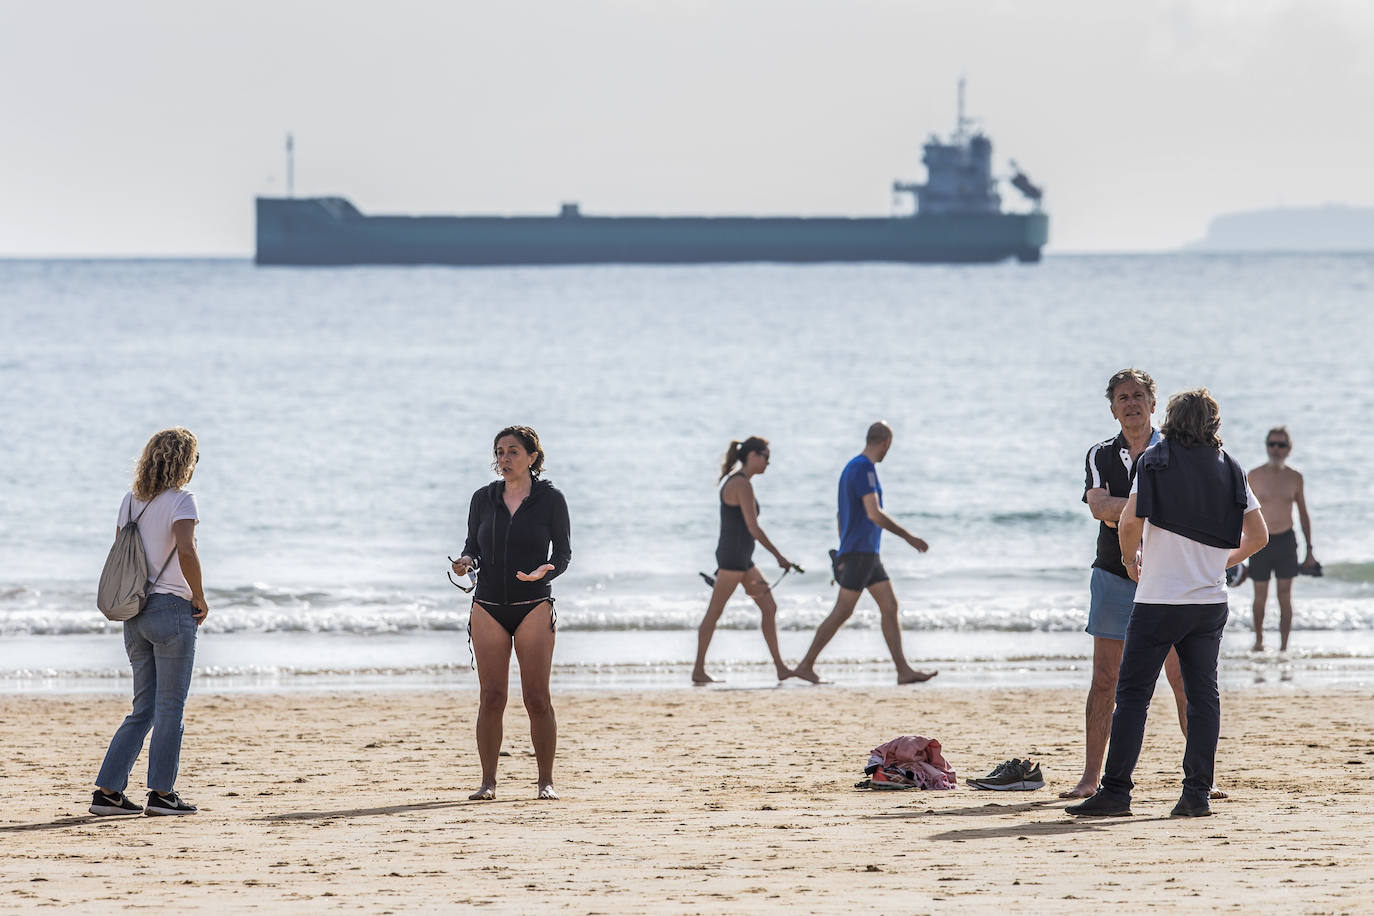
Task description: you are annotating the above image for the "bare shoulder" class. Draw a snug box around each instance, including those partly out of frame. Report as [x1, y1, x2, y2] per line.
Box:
[720, 474, 753, 505]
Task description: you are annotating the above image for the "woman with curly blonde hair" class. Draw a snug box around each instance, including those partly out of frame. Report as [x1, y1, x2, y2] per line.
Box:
[91, 427, 208, 817]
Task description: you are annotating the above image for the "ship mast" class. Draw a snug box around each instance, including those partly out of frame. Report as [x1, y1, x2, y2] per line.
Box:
[956, 75, 969, 141]
[286, 132, 294, 198]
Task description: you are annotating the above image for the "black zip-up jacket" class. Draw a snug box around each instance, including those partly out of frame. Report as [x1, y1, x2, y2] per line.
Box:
[462, 478, 571, 604]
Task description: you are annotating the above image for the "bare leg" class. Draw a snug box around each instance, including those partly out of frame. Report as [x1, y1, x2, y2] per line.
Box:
[692, 572, 743, 683]
[1163, 647, 1187, 736]
[513, 603, 558, 799]
[1251, 579, 1270, 651]
[1061, 636, 1123, 799]
[742, 569, 791, 679]
[469, 604, 513, 800]
[1275, 577, 1294, 652]
[868, 580, 935, 684]
[791, 587, 862, 683]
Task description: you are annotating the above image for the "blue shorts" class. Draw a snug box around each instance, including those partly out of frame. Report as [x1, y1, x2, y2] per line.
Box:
[1087, 567, 1137, 640]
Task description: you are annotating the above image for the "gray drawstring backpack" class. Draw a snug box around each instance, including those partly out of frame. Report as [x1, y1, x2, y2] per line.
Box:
[97, 494, 178, 621]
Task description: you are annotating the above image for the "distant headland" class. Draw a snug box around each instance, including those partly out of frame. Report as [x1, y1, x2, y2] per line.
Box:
[1185, 204, 1374, 252]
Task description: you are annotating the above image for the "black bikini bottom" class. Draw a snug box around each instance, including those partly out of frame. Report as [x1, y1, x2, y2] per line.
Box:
[473, 598, 556, 637]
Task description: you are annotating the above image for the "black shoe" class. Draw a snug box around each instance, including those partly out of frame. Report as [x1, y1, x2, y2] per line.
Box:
[145, 791, 197, 816]
[967, 758, 1045, 791]
[89, 789, 143, 816]
[1065, 791, 1132, 817]
[1170, 795, 1212, 817]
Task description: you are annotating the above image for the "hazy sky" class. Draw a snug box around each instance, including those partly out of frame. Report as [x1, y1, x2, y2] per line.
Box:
[2, 0, 1371, 255]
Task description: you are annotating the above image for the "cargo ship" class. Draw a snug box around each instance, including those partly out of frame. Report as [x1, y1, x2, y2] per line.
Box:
[255, 84, 1047, 266]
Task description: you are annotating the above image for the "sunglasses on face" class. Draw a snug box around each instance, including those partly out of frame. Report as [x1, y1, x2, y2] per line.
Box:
[1267, 441, 1290, 449]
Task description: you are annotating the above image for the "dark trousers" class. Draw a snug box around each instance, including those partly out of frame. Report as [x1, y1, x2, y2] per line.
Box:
[1100, 601, 1229, 802]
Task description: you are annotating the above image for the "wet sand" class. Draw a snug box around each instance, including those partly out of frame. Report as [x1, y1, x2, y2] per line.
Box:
[2, 685, 1372, 912]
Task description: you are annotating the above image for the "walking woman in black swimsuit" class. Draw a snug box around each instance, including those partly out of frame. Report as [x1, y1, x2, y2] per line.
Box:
[692, 436, 795, 684]
[451, 426, 571, 800]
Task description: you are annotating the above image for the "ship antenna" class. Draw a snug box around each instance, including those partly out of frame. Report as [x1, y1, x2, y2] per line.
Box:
[286, 132, 295, 199]
[956, 75, 968, 140]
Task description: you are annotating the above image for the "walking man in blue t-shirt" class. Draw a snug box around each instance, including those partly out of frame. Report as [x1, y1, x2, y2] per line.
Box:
[792, 421, 937, 685]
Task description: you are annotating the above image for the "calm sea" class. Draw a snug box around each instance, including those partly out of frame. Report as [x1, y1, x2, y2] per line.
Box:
[2, 254, 1372, 690]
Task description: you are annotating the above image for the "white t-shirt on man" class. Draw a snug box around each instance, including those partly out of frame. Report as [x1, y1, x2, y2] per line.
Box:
[1129, 476, 1260, 605]
[117, 488, 199, 600]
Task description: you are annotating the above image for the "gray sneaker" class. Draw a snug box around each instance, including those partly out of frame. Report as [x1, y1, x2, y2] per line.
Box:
[89, 790, 143, 816]
[145, 791, 197, 816]
[967, 758, 1045, 791]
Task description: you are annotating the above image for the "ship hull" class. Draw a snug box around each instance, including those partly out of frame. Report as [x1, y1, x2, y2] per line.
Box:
[255, 198, 1048, 266]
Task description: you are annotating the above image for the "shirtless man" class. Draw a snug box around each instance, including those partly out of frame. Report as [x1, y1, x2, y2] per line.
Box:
[1247, 426, 1317, 652]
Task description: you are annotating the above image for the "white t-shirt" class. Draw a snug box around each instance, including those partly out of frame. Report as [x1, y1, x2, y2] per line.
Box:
[117, 488, 200, 600]
[1129, 476, 1260, 605]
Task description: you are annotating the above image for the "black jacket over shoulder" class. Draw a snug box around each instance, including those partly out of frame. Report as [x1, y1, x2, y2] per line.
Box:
[1136, 440, 1248, 549]
[462, 478, 571, 604]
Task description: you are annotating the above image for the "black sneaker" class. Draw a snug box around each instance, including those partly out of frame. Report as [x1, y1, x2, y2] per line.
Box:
[145, 791, 197, 816]
[89, 789, 143, 816]
[967, 758, 1045, 791]
[1170, 795, 1212, 818]
[1065, 791, 1132, 817]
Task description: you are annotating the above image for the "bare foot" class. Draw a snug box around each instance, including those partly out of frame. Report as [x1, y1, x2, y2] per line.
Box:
[897, 669, 938, 685]
[468, 784, 495, 801]
[789, 666, 823, 684]
[1250, 642, 1264, 652]
[691, 670, 716, 685]
[1058, 781, 1098, 799]
[775, 666, 794, 681]
[1209, 786, 1228, 800]
[537, 784, 559, 800]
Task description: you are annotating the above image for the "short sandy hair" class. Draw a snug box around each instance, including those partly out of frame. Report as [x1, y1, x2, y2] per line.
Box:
[1267, 425, 1290, 444]
[132, 427, 198, 501]
[1161, 388, 1223, 449]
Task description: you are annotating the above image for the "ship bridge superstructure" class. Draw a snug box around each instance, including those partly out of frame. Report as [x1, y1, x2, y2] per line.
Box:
[893, 79, 1039, 217]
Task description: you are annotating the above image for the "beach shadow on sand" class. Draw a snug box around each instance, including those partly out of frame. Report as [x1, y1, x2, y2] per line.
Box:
[866, 800, 1163, 840]
[0, 816, 103, 833]
[254, 799, 482, 822]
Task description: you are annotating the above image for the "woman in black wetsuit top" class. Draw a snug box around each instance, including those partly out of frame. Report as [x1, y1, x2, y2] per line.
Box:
[691, 436, 795, 684]
[451, 425, 571, 800]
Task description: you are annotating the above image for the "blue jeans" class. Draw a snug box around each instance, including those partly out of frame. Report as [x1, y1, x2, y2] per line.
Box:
[95, 593, 198, 793]
[1100, 601, 1228, 803]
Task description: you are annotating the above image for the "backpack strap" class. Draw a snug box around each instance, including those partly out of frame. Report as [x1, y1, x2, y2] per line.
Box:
[149, 545, 179, 590]
[130, 492, 156, 526]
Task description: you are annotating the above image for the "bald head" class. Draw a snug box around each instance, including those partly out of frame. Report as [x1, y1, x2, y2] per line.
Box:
[866, 421, 893, 446]
[863, 421, 894, 461]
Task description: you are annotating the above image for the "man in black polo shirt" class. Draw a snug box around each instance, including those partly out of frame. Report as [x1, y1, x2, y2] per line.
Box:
[1061, 368, 1192, 800]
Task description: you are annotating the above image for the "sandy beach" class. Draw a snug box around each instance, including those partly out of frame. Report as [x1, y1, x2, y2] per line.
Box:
[3, 684, 1372, 913]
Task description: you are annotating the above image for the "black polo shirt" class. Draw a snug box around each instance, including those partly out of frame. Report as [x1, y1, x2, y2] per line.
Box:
[1083, 429, 1159, 580]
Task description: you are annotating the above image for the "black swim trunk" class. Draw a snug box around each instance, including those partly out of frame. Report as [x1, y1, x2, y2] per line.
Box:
[833, 552, 889, 591]
[1248, 528, 1300, 580]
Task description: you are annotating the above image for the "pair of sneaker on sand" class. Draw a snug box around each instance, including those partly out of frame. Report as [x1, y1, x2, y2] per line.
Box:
[966, 758, 1045, 791]
[89, 789, 196, 817]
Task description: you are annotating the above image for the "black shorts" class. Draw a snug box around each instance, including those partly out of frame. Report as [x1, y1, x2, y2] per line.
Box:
[833, 552, 889, 591]
[715, 547, 756, 573]
[1249, 528, 1299, 580]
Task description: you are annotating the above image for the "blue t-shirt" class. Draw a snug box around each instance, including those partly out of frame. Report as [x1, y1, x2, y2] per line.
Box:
[838, 454, 883, 554]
